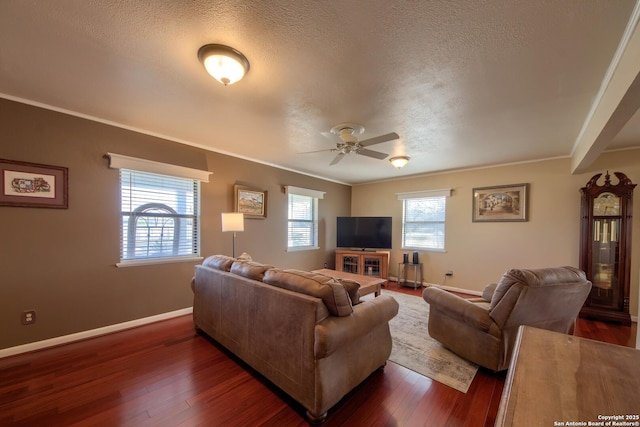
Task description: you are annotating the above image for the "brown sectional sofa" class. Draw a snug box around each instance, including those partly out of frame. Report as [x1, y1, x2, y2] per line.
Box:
[191, 255, 399, 423]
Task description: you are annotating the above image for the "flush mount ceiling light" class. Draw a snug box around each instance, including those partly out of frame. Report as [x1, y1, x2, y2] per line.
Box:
[390, 156, 410, 169]
[198, 44, 250, 86]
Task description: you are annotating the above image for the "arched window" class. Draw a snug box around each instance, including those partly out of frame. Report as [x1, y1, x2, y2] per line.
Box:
[127, 203, 180, 259]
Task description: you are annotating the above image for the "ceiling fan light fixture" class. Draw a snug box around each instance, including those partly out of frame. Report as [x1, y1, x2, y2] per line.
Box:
[390, 156, 410, 169]
[198, 44, 250, 86]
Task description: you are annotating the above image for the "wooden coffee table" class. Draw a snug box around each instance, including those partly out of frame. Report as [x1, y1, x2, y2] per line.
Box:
[312, 268, 386, 297]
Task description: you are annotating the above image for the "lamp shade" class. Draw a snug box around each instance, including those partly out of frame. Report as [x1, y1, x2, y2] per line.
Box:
[221, 212, 244, 232]
[198, 44, 250, 86]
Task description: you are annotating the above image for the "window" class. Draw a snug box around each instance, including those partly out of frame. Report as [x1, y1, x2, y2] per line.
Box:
[120, 169, 199, 261]
[288, 194, 318, 249]
[398, 189, 451, 251]
[286, 186, 325, 251]
[107, 153, 211, 266]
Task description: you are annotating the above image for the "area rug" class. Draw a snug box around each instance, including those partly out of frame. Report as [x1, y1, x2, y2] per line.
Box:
[365, 290, 478, 393]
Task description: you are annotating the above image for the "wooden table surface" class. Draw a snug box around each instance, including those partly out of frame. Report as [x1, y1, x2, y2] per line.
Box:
[496, 326, 640, 427]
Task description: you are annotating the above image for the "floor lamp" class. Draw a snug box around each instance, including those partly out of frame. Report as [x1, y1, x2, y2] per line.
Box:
[221, 213, 244, 258]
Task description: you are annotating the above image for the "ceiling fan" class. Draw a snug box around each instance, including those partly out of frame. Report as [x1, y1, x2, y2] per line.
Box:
[303, 123, 399, 165]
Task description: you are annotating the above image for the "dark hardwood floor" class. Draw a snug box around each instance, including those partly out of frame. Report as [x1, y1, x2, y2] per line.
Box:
[1, 283, 636, 426]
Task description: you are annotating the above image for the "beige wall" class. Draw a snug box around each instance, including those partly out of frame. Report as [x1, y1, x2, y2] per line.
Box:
[352, 151, 640, 318]
[0, 99, 351, 349]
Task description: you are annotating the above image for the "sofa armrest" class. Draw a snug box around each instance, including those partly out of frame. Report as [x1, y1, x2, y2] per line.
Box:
[422, 287, 493, 332]
[314, 295, 399, 359]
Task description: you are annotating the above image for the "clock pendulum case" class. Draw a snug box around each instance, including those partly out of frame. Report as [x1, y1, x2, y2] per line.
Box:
[579, 171, 635, 325]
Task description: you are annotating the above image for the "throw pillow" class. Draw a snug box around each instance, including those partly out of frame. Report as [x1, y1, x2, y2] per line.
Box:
[336, 278, 361, 305]
[202, 254, 235, 272]
[263, 269, 353, 317]
[230, 260, 274, 281]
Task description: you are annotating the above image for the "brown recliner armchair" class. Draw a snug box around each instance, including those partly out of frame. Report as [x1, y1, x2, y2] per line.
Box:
[422, 267, 592, 371]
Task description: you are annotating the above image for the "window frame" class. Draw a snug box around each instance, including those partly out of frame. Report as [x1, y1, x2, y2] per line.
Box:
[287, 193, 319, 251]
[398, 189, 451, 252]
[107, 153, 210, 267]
[285, 186, 325, 252]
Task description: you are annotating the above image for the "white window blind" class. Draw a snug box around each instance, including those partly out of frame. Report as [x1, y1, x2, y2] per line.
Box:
[398, 189, 450, 251]
[120, 169, 200, 262]
[287, 193, 318, 249]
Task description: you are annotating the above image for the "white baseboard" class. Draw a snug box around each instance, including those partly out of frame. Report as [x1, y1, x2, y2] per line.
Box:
[388, 276, 482, 296]
[0, 307, 193, 359]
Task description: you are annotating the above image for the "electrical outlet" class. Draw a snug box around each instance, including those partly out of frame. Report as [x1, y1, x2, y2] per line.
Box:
[21, 310, 36, 325]
[445, 270, 453, 277]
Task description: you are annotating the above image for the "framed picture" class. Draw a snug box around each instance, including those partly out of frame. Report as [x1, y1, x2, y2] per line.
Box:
[0, 159, 68, 209]
[472, 183, 528, 222]
[234, 185, 267, 218]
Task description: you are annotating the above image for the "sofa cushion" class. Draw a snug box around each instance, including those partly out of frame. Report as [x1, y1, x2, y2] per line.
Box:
[202, 254, 236, 271]
[263, 269, 353, 317]
[489, 267, 587, 310]
[336, 278, 361, 305]
[230, 260, 274, 281]
[489, 270, 519, 310]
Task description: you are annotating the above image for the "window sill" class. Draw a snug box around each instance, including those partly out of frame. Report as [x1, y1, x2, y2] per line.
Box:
[116, 256, 204, 268]
[401, 247, 446, 253]
[286, 246, 320, 252]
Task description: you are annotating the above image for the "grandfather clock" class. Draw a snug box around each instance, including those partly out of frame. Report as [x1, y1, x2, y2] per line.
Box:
[579, 171, 635, 325]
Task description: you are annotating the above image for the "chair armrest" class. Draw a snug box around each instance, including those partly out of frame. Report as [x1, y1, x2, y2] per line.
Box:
[314, 295, 399, 358]
[482, 282, 497, 302]
[423, 287, 493, 332]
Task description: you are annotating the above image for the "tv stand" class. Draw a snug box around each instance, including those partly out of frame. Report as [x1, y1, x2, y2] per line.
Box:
[335, 250, 389, 279]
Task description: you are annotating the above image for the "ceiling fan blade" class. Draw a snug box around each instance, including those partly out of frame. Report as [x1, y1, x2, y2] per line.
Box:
[359, 132, 399, 147]
[329, 153, 345, 165]
[357, 148, 388, 160]
[297, 148, 333, 154]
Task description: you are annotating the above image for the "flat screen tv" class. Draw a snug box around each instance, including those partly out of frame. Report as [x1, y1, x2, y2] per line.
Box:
[337, 216, 392, 250]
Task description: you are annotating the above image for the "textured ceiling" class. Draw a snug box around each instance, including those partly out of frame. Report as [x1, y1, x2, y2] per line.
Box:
[1, 1, 639, 184]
